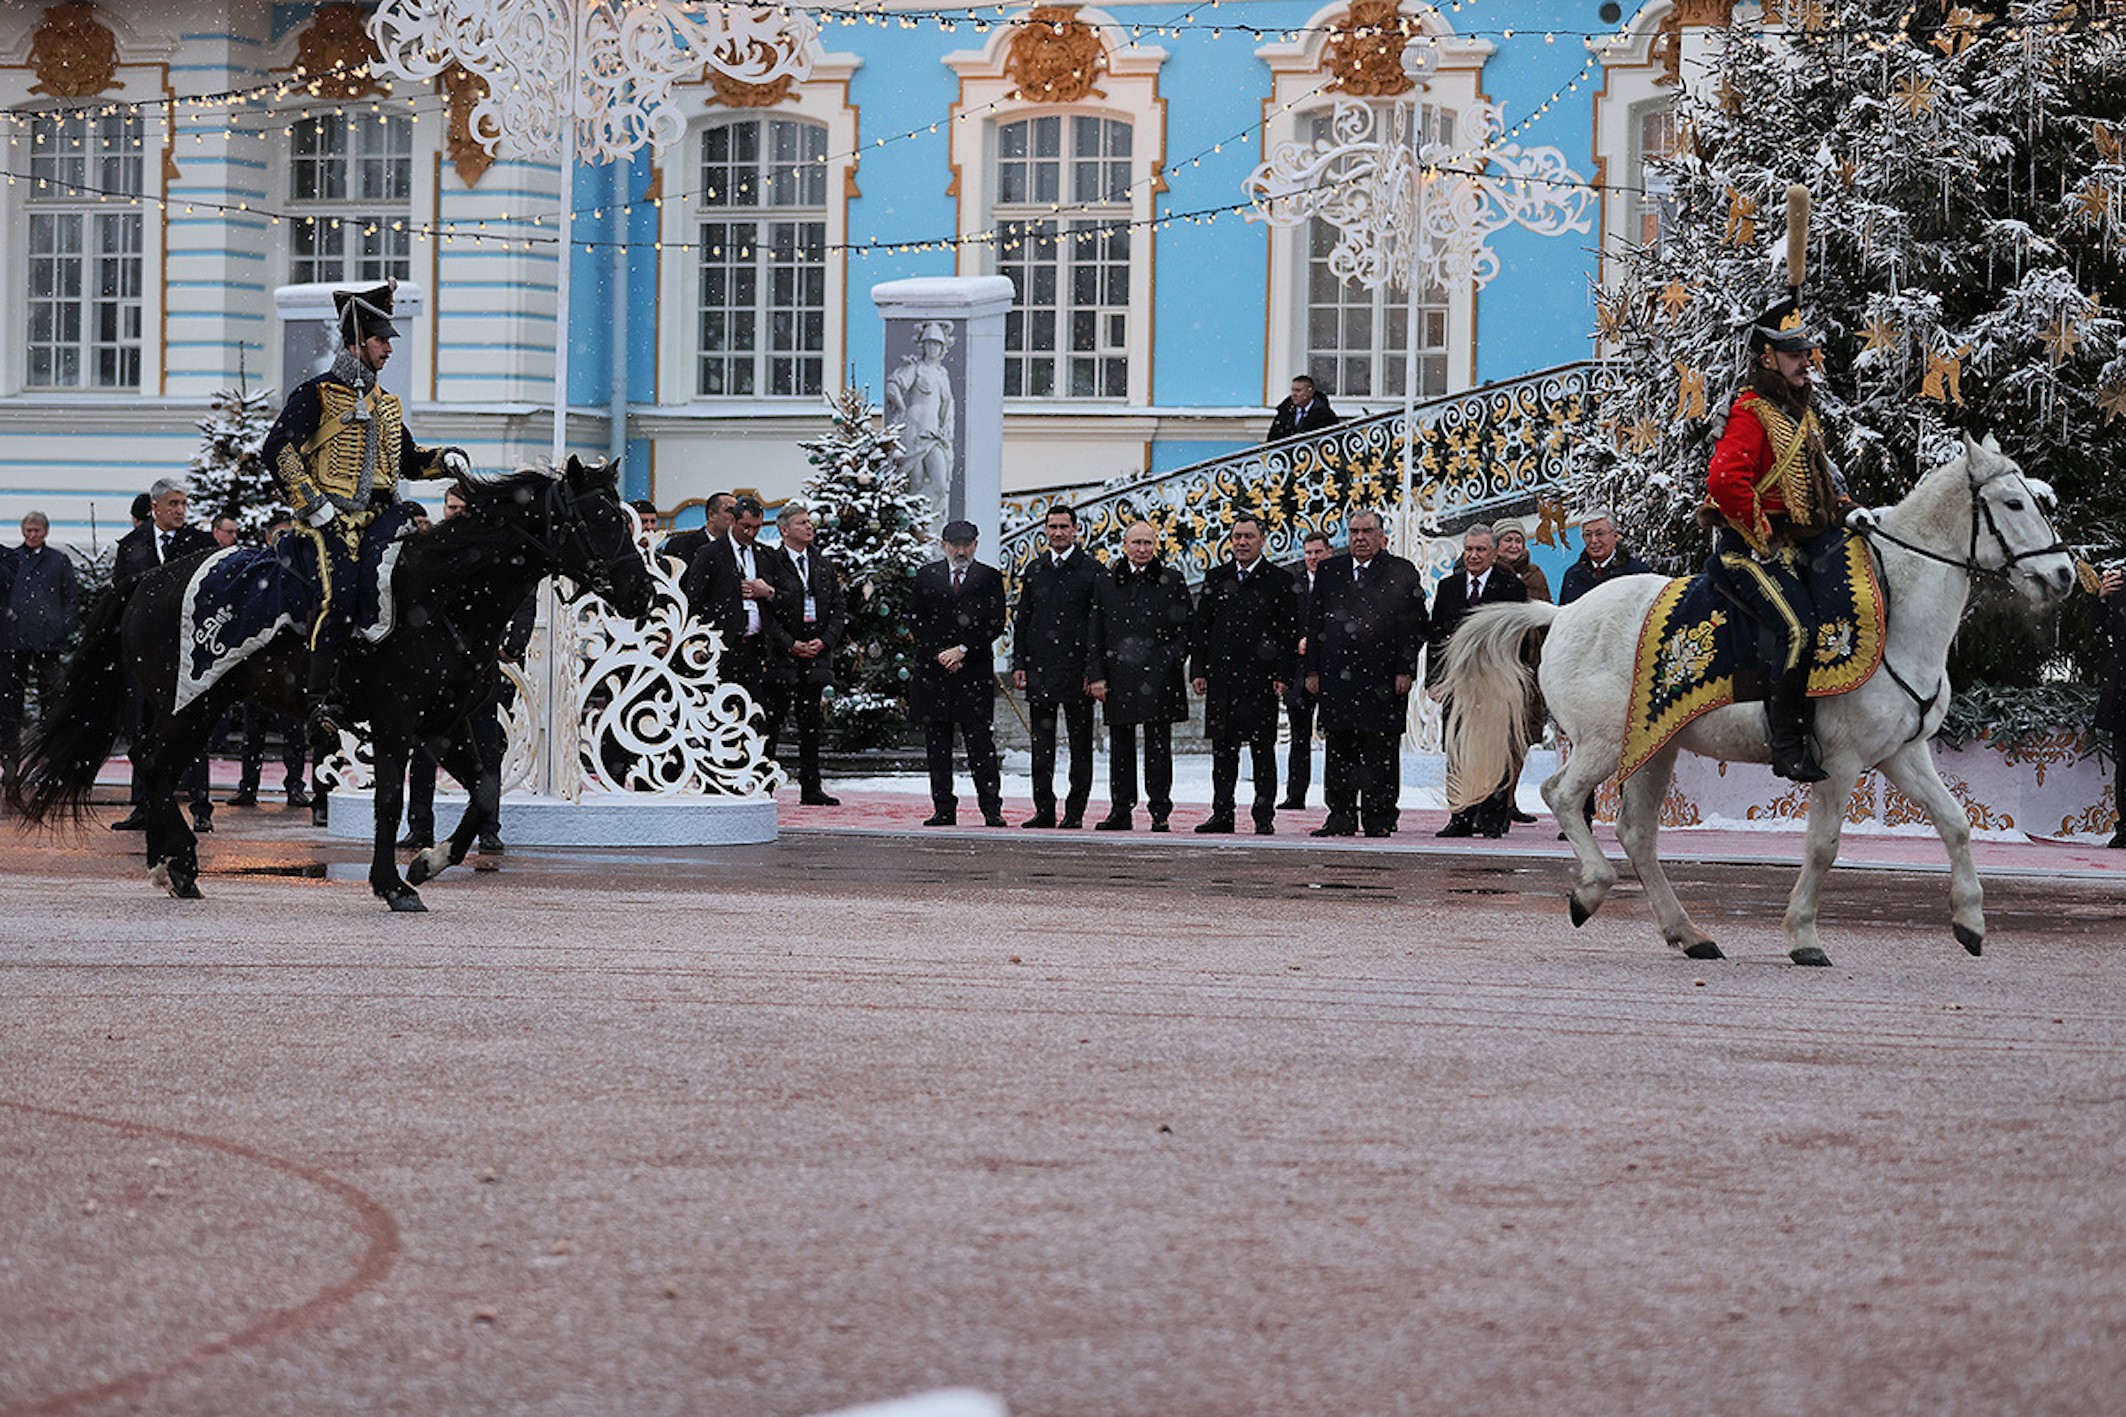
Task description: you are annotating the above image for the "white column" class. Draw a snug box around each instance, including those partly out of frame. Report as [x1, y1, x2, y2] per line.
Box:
[870, 276, 1016, 552]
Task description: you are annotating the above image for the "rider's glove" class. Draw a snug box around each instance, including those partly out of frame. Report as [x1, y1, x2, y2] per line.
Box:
[440, 447, 471, 478]
[304, 502, 338, 528]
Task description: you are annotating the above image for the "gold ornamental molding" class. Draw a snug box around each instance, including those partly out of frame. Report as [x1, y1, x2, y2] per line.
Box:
[1007, 5, 1108, 103]
[288, 2, 390, 99]
[1323, 0, 1415, 97]
[1671, 0, 1737, 25]
[440, 63, 494, 185]
[28, 2, 122, 98]
[708, 72, 795, 107]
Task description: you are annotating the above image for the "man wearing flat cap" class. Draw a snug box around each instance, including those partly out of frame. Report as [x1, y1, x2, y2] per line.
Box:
[910, 520, 1007, 827]
[1702, 291, 1847, 784]
[261, 279, 469, 747]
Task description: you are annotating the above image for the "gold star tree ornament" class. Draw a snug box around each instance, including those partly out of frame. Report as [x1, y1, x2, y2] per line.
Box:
[1658, 280, 1694, 318]
[2096, 383, 2126, 425]
[1894, 73, 1939, 118]
[2040, 316, 2081, 367]
[1860, 312, 1901, 353]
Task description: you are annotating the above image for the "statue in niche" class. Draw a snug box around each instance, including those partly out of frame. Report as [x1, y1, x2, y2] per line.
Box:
[884, 320, 957, 518]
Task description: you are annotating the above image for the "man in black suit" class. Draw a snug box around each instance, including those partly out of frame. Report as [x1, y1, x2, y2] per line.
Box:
[680, 494, 776, 712]
[762, 501, 846, 806]
[1011, 504, 1100, 829]
[659, 490, 732, 573]
[1303, 509, 1429, 838]
[910, 520, 1007, 827]
[1427, 522, 1531, 838]
[1190, 513, 1297, 834]
[1087, 520, 1192, 832]
[109, 477, 219, 832]
[1279, 530, 1332, 809]
[1266, 374, 1338, 443]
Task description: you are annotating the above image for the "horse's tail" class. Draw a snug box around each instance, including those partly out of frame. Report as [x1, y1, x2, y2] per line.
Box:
[1441, 600, 1558, 812]
[7, 580, 134, 828]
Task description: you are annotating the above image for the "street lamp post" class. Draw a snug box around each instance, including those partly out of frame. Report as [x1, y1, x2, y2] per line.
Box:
[1396, 43, 1438, 563]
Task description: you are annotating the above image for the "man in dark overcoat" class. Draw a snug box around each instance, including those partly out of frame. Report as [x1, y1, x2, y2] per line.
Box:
[1012, 504, 1100, 828]
[681, 494, 776, 710]
[910, 520, 1008, 827]
[763, 500, 847, 806]
[2100, 563, 2126, 849]
[1086, 520, 1192, 832]
[1190, 513, 1297, 834]
[1266, 374, 1338, 443]
[1303, 508, 1429, 838]
[1427, 522, 1530, 838]
[109, 477, 219, 833]
[1279, 530, 1332, 809]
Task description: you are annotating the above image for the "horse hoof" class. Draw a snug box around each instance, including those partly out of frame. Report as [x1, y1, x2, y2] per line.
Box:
[173, 878, 204, 901]
[1953, 923, 1984, 957]
[1790, 946, 1833, 967]
[385, 889, 427, 914]
[1683, 940, 1723, 960]
[407, 855, 433, 887]
[1568, 893, 1591, 928]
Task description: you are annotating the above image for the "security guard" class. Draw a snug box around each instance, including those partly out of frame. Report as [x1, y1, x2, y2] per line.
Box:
[260, 280, 468, 743]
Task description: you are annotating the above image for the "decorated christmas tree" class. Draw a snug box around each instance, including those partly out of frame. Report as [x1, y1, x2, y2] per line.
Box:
[187, 371, 280, 540]
[1575, 0, 2126, 690]
[798, 389, 935, 749]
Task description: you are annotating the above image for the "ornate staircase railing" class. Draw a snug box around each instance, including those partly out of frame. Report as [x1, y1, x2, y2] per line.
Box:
[998, 361, 1611, 590]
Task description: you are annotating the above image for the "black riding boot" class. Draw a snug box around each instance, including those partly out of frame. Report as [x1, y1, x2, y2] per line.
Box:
[305, 633, 348, 755]
[1767, 672, 1827, 783]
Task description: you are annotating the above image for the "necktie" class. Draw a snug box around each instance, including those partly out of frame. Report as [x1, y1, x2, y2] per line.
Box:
[159, 530, 172, 561]
[1470, 574, 1480, 600]
[1354, 561, 1365, 583]
[952, 567, 964, 595]
[794, 553, 807, 585]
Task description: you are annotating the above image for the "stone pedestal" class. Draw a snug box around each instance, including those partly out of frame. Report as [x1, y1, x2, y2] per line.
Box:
[871, 276, 1014, 553]
[327, 788, 777, 847]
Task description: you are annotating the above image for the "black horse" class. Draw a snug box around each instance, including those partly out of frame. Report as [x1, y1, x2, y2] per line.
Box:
[8, 458, 653, 911]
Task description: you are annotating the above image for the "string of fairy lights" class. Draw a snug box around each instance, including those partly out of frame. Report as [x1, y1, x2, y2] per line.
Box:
[0, 1, 2105, 261]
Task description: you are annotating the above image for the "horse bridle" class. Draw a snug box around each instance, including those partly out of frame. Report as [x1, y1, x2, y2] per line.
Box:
[511, 476, 641, 604]
[1850, 461, 2070, 585]
[1849, 458, 2070, 742]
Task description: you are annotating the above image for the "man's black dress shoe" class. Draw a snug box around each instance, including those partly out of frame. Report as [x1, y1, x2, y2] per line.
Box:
[1022, 812, 1057, 829]
[799, 791, 841, 807]
[1093, 812, 1133, 831]
[923, 810, 956, 827]
[1194, 816, 1235, 834]
[109, 810, 146, 831]
[1311, 817, 1357, 838]
[1436, 815, 1476, 838]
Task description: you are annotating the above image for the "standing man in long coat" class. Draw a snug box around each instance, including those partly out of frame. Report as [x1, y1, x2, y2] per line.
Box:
[1012, 504, 1100, 829]
[1279, 530, 1332, 809]
[1304, 508, 1429, 838]
[910, 520, 1008, 827]
[1086, 521, 1192, 832]
[1190, 512, 1297, 834]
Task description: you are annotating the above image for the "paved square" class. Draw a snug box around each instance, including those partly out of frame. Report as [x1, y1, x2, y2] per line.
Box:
[4, 818, 2124, 1415]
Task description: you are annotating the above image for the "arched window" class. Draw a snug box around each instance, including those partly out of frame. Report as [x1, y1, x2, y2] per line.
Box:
[1297, 104, 1455, 402]
[25, 112, 144, 389]
[1630, 102, 1680, 250]
[696, 116, 829, 398]
[993, 114, 1133, 399]
[287, 113, 414, 284]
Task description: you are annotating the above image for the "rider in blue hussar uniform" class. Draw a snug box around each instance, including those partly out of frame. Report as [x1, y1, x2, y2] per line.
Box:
[260, 281, 468, 745]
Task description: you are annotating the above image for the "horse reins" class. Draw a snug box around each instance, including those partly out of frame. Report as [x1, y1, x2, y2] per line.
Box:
[509, 477, 639, 603]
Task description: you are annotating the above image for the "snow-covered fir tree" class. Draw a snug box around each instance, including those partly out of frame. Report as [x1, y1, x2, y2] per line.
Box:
[1575, 0, 2126, 685]
[187, 374, 279, 540]
[798, 389, 935, 748]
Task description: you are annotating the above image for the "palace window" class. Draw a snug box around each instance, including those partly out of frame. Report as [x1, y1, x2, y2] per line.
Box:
[1632, 102, 1681, 249]
[288, 112, 414, 284]
[994, 115, 1133, 399]
[696, 116, 828, 398]
[1299, 105, 1453, 401]
[25, 112, 144, 390]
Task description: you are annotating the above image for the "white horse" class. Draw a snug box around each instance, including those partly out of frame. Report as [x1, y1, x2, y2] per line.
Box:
[1441, 436, 2077, 966]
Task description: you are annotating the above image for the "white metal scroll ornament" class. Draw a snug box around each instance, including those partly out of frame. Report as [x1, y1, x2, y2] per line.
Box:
[1244, 98, 1592, 296]
[369, 0, 817, 161]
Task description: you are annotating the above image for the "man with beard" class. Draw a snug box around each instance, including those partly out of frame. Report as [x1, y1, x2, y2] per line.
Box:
[910, 521, 1007, 827]
[1303, 509, 1429, 838]
[1702, 293, 1845, 783]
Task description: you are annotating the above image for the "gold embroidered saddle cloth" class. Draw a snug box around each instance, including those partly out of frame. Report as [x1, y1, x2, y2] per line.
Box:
[1618, 534, 1884, 779]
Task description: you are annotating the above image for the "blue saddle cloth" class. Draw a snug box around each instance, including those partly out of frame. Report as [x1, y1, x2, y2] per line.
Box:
[1618, 532, 1884, 779]
[172, 505, 413, 711]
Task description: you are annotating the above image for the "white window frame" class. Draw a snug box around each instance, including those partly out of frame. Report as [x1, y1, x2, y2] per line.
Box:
[21, 110, 148, 392]
[284, 107, 418, 287]
[1254, 5, 1492, 410]
[655, 50, 861, 407]
[944, 8, 1167, 407]
[691, 113, 832, 400]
